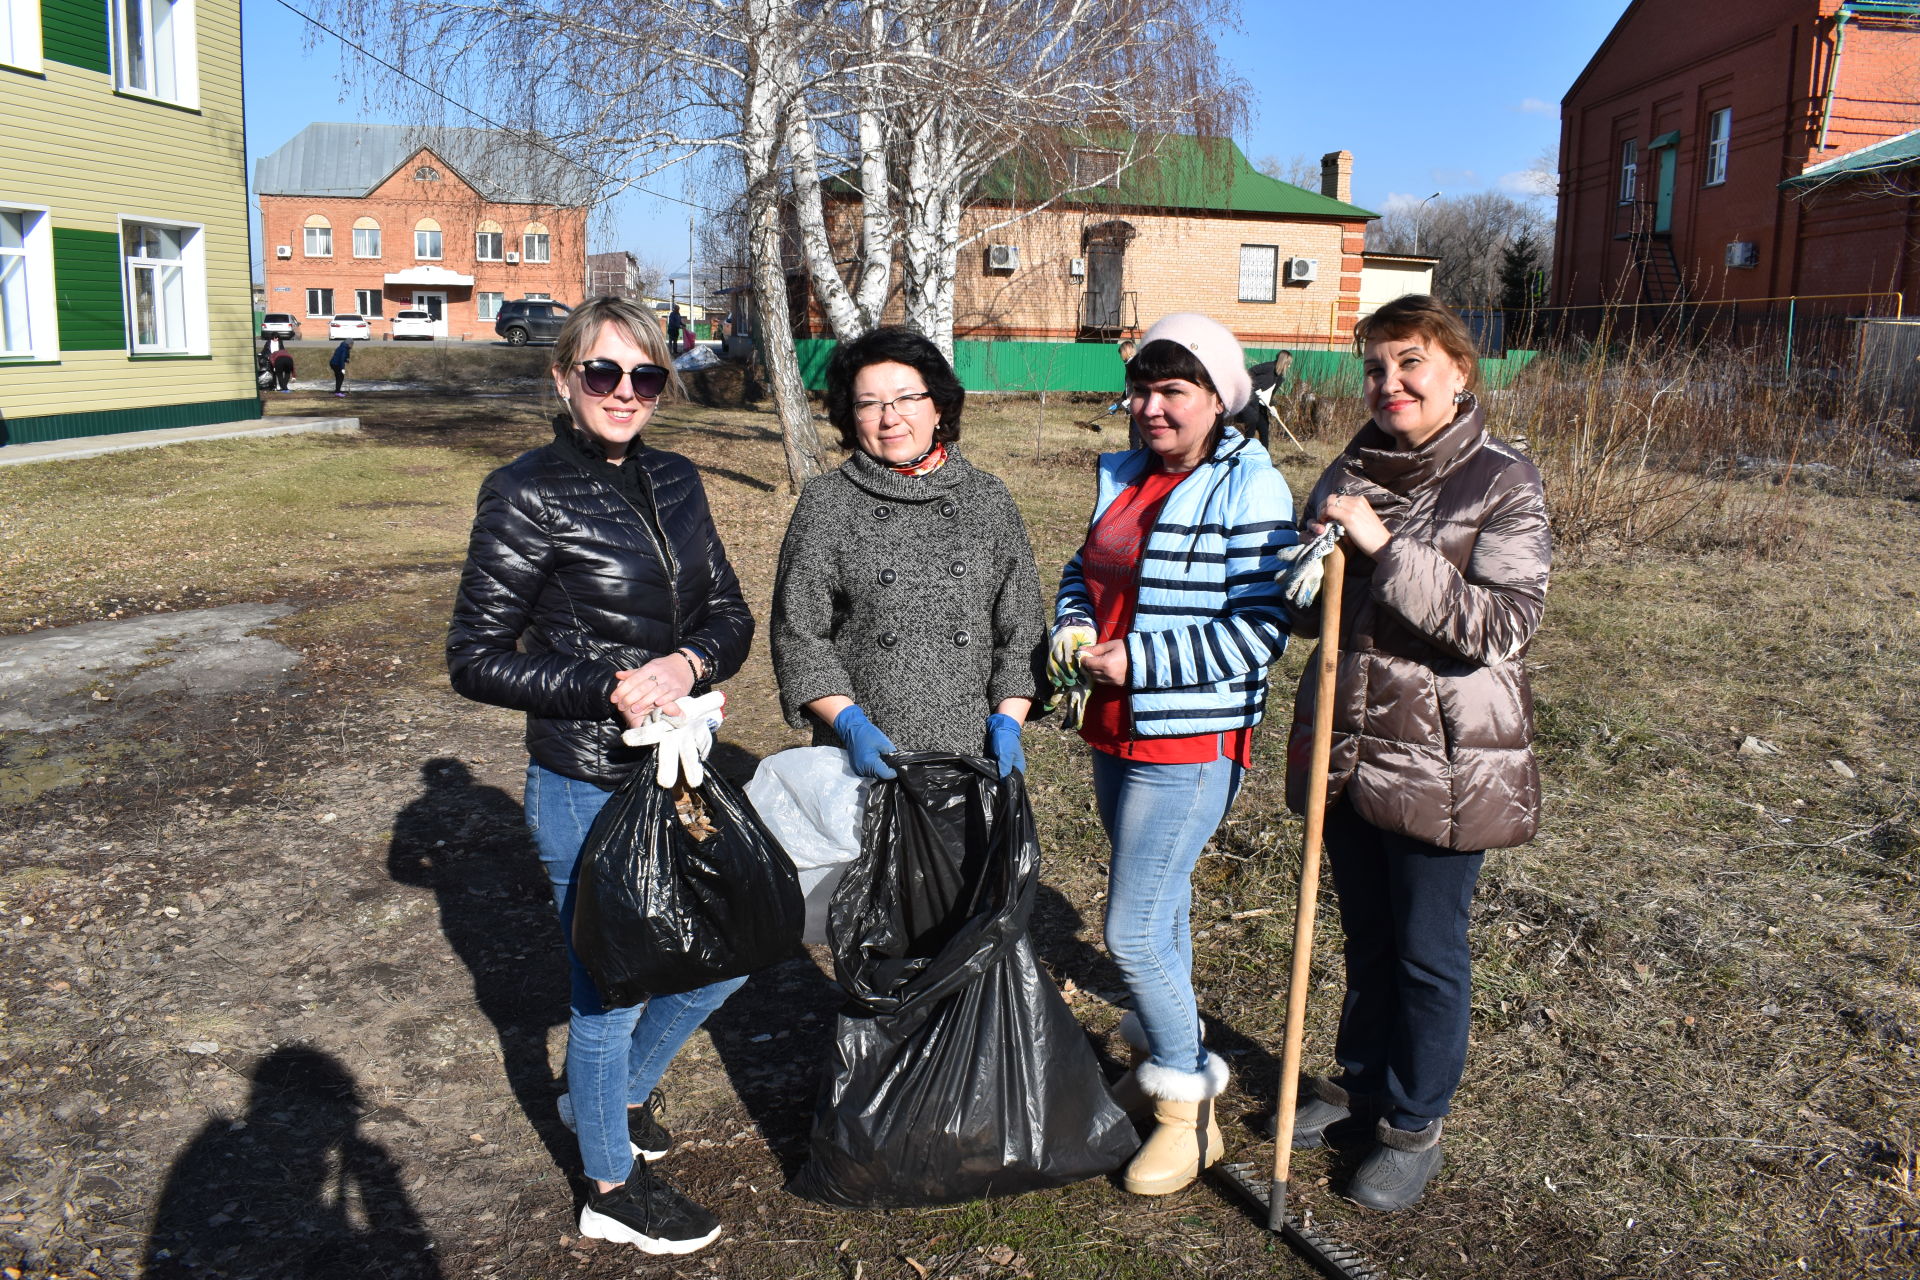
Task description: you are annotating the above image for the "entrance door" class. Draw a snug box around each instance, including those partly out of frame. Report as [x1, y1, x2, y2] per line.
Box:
[1084, 243, 1125, 330]
[412, 291, 448, 337]
[1654, 146, 1677, 235]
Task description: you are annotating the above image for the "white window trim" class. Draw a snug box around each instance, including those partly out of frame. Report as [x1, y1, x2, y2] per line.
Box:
[522, 233, 551, 264]
[477, 291, 504, 321]
[475, 231, 503, 261]
[2, 0, 45, 73]
[111, 0, 200, 110]
[1237, 244, 1278, 304]
[1706, 108, 1731, 187]
[352, 227, 381, 258]
[414, 230, 442, 261]
[304, 226, 333, 258]
[306, 288, 334, 318]
[354, 288, 383, 316]
[118, 214, 207, 356]
[1619, 139, 1638, 203]
[0, 201, 56, 362]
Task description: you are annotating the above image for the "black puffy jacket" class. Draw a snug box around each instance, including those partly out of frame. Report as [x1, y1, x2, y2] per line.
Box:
[447, 419, 754, 788]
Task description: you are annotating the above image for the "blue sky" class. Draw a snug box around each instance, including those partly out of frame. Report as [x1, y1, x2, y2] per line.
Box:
[242, 0, 1629, 278]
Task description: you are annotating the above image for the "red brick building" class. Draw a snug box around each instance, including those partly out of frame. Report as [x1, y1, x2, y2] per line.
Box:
[799, 138, 1376, 348]
[1555, 0, 1920, 316]
[256, 124, 591, 340]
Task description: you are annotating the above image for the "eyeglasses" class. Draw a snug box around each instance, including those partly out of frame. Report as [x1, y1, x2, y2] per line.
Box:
[852, 391, 933, 421]
[575, 360, 669, 398]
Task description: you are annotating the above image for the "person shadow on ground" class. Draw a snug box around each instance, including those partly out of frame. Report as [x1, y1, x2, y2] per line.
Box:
[144, 1045, 440, 1279]
[386, 758, 576, 1174]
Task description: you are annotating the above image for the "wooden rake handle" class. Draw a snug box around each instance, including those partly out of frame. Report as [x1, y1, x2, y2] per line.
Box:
[1269, 543, 1345, 1230]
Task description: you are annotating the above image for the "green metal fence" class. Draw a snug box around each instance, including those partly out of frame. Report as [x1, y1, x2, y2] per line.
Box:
[791, 338, 1538, 396]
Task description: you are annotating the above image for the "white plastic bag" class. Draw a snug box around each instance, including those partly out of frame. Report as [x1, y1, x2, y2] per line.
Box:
[744, 747, 867, 945]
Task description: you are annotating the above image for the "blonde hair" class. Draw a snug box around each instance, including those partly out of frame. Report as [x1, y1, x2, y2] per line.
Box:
[552, 297, 682, 399]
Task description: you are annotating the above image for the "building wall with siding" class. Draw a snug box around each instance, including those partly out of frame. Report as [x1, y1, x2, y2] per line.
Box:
[2, 0, 259, 441]
[259, 155, 589, 341]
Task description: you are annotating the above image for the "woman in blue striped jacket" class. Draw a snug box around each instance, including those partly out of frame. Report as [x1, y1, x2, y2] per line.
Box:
[1052, 312, 1298, 1197]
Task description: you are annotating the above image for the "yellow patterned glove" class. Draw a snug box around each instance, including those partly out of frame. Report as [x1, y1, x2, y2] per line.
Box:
[1047, 622, 1096, 689]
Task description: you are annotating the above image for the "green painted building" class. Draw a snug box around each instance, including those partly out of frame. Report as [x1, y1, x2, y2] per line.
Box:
[1, 0, 258, 445]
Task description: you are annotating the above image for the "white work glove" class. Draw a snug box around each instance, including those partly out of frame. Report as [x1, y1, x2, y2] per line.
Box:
[621, 690, 727, 789]
[1278, 522, 1344, 612]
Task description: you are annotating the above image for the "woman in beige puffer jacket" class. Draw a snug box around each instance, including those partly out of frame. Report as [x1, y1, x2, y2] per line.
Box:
[1281, 295, 1550, 1213]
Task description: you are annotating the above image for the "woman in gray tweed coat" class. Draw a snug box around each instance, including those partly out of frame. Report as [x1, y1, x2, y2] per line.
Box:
[771, 326, 1046, 778]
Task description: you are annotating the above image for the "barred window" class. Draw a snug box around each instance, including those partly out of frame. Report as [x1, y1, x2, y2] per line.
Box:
[1238, 244, 1277, 303]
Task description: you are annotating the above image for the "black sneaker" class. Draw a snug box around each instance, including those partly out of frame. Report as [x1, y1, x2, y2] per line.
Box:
[578, 1167, 721, 1255]
[557, 1088, 673, 1161]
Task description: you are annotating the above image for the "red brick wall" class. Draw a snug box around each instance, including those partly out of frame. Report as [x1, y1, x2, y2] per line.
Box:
[1554, 0, 1920, 314]
[260, 148, 588, 341]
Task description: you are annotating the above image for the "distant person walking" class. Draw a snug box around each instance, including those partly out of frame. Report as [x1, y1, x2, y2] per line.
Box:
[665, 305, 683, 349]
[329, 340, 352, 397]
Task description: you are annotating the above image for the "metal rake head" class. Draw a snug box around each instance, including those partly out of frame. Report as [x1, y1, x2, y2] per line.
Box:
[1213, 1161, 1387, 1280]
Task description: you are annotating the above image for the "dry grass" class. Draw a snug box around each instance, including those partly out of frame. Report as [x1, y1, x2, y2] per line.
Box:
[3, 374, 1918, 1277]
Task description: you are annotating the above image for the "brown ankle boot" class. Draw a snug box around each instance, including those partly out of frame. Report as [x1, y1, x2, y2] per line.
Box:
[1120, 1053, 1228, 1196]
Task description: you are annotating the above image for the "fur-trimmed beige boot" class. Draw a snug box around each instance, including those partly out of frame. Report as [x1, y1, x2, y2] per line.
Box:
[1108, 1012, 1153, 1117]
[1120, 1052, 1228, 1196]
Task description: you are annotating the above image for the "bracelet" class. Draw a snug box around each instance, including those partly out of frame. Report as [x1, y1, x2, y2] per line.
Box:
[675, 648, 705, 680]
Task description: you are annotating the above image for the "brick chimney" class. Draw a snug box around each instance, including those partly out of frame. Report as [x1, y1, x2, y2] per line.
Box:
[1320, 150, 1353, 204]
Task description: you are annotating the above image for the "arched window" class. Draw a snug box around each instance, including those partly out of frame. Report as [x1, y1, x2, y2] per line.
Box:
[302, 213, 332, 257]
[475, 218, 504, 261]
[521, 221, 550, 264]
[352, 216, 381, 259]
[414, 217, 442, 261]
[414, 165, 441, 181]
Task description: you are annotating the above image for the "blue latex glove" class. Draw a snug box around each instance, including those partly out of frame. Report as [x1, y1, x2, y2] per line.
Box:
[986, 713, 1026, 778]
[833, 704, 898, 780]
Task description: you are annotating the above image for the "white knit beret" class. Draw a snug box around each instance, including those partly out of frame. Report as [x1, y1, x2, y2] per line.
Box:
[1137, 312, 1252, 414]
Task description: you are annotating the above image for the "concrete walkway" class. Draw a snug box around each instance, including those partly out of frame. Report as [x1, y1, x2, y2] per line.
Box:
[0, 416, 360, 467]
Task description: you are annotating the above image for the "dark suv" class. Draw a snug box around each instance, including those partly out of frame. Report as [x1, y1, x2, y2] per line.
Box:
[494, 299, 572, 345]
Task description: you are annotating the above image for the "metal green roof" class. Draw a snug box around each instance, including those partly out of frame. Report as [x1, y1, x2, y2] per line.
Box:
[1783, 126, 1920, 188]
[885, 134, 1375, 220]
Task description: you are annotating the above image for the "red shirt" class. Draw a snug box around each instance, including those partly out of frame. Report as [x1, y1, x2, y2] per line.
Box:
[1077, 467, 1253, 765]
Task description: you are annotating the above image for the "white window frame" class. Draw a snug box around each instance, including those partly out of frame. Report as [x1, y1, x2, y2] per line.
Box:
[414, 229, 442, 260]
[1619, 138, 1638, 203]
[1, 0, 45, 73]
[1706, 108, 1732, 186]
[0, 202, 56, 361]
[477, 291, 504, 321]
[352, 226, 381, 258]
[354, 288, 383, 317]
[475, 231, 503, 261]
[1237, 244, 1278, 303]
[120, 216, 207, 356]
[112, 0, 199, 109]
[523, 292, 551, 301]
[304, 225, 332, 257]
[521, 232, 550, 264]
[306, 287, 333, 317]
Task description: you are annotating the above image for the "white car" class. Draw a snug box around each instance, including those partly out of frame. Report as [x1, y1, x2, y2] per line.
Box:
[390, 309, 437, 341]
[327, 313, 371, 341]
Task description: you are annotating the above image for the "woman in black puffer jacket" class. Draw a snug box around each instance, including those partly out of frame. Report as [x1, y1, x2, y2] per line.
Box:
[448, 296, 750, 1257]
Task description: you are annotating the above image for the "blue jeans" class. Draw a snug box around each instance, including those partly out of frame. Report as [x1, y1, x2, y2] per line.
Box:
[523, 761, 747, 1184]
[1323, 800, 1484, 1131]
[1092, 749, 1244, 1077]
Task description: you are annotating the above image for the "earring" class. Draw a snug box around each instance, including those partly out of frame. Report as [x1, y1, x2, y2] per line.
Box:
[1453, 389, 1469, 404]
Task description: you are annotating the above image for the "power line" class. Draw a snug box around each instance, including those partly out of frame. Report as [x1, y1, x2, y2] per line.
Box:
[268, 0, 727, 217]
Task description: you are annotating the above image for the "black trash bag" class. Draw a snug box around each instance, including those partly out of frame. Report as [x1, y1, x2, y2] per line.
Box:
[571, 757, 804, 1005]
[791, 753, 1138, 1207]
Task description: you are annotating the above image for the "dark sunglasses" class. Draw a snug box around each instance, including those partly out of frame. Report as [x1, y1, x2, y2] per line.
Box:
[575, 360, 669, 398]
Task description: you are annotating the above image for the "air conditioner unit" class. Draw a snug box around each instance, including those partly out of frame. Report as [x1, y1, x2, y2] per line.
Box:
[505, 251, 520, 264]
[987, 244, 1020, 270]
[1285, 257, 1318, 284]
[274, 245, 291, 259]
[1069, 257, 1086, 278]
[1725, 241, 1759, 269]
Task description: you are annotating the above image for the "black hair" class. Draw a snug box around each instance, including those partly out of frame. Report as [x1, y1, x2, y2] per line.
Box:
[824, 325, 965, 451]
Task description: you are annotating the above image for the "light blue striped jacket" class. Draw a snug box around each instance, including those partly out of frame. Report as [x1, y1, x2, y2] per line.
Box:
[1056, 430, 1298, 738]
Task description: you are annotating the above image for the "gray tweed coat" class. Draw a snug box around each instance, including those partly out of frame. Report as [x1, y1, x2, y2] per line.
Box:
[771, 447, 1047, 758]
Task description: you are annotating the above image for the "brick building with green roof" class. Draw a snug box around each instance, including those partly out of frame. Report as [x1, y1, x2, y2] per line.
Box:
[805, 137, 1377, 348]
